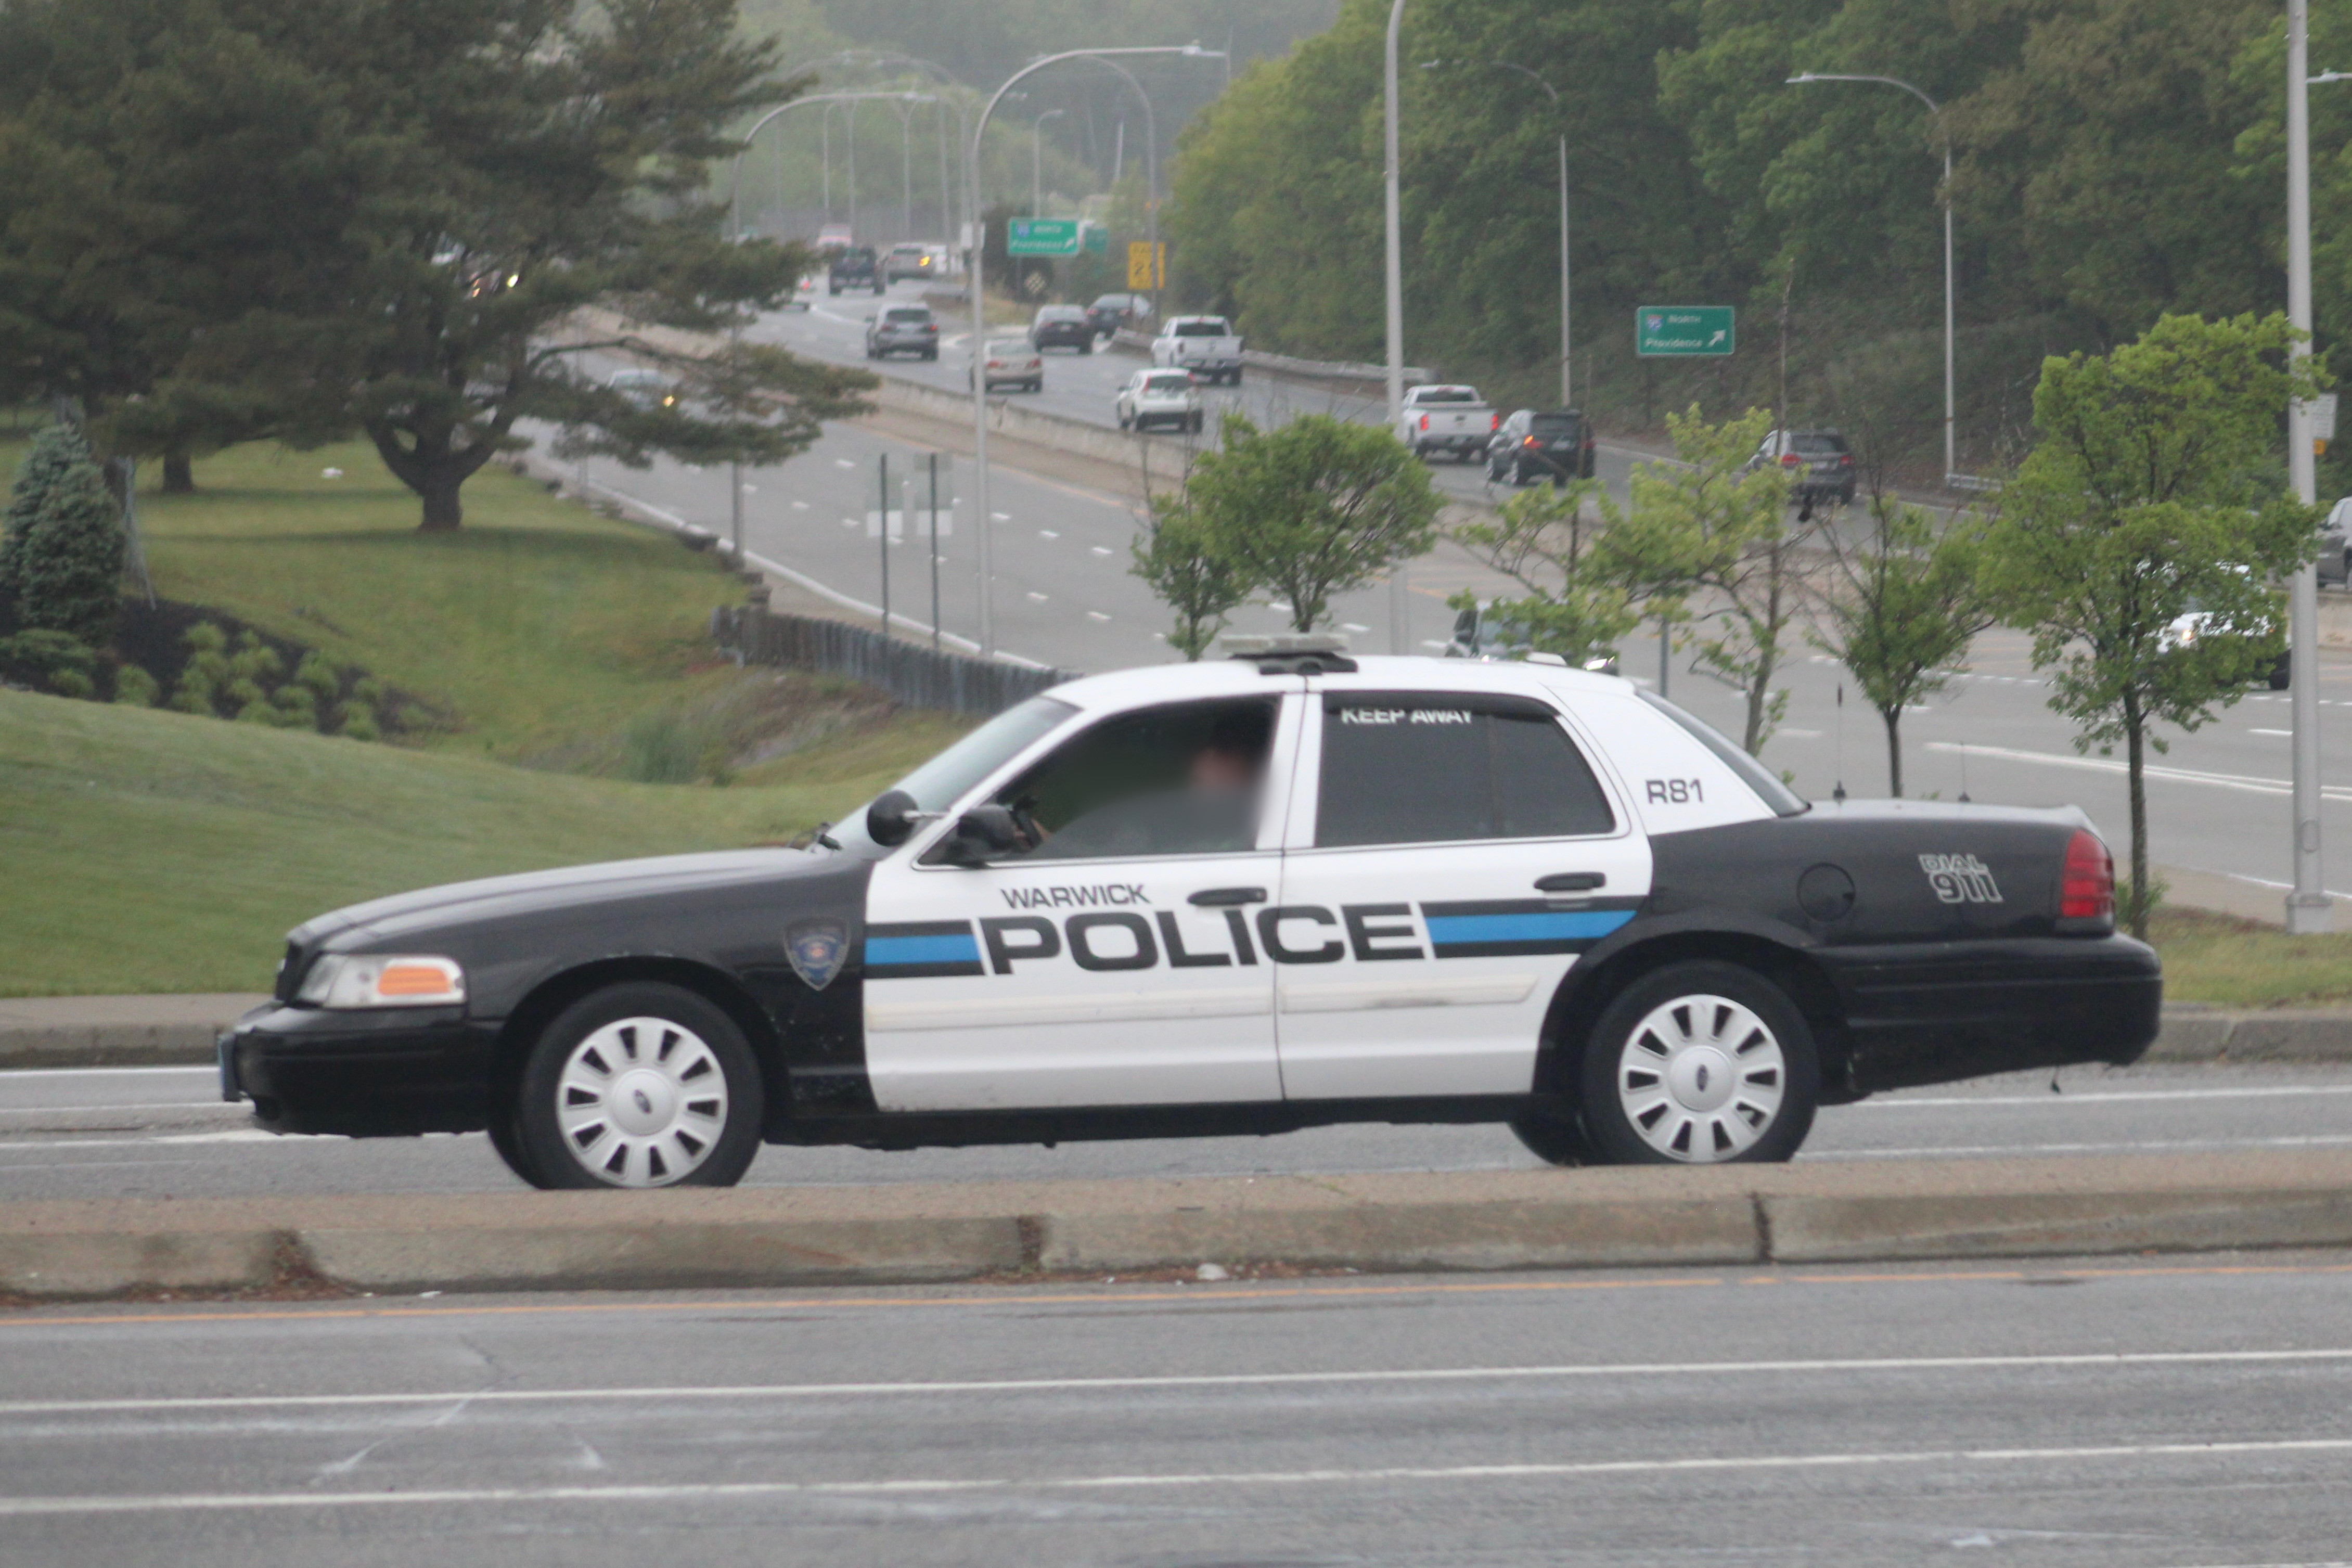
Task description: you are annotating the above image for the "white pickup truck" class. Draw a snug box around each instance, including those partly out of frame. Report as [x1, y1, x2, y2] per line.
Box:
[1151, 316, 1244, 385]
[1397, 384, 1495, 462]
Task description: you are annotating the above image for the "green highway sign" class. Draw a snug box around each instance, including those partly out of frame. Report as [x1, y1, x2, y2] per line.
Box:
[1636, 305, 1736, 357]
[1007, 218, 1082, 258]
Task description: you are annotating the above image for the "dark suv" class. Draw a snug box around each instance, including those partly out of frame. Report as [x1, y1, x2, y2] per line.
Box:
[827, 246, 882, 295]
[1747, 429, 1856, 504]
[1030, 304, 1095, 354]
[865, 304, 939, 361]
[1486, 408, 1597, 486]
[1084, 293, 1151, 336]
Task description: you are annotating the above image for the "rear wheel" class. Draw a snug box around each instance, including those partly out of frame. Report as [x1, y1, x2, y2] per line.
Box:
[514, 982, 763, 1189]
[1577, 960, 1818, 1165]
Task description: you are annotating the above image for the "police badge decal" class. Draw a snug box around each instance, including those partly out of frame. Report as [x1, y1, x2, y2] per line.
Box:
[785, 918, 851, 991]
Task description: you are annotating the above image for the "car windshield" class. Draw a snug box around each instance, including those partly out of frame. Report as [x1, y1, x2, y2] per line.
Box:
[1636, 692, 1809, 818]
[1142, 374, 1192, 393]
[1172, 318, 1228, 337]
[1418, 388, 1479, 403]
[882, 697, 1078, 817]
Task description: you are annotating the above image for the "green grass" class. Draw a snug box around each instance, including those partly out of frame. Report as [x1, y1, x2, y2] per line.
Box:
[0, 431, 974, 994]
[0, 688, 957, 996]
[84, 440, 756, 760]
[2150, 906, 2352, 1009]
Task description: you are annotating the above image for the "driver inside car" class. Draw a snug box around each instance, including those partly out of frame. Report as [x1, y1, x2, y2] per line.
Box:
[994, 698, 1275, 861]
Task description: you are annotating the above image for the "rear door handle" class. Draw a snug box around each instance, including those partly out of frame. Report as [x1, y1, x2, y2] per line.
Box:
[1534, 873, 1605, 893]
[1190, 886, 1268, 907]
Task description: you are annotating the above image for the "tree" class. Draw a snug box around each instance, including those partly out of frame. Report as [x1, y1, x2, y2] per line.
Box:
[1449, 478, 1639, 665]
[1608, 406, 1789, 751]
[1, 420, 122, 648]
[1186, 413, 1438, 633]
[1980, 312, 2322, 937]
[1129, 494, 1251, 660]
[1811, 498, 1994, 796]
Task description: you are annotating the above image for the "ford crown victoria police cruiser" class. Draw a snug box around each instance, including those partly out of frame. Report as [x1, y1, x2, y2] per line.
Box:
[221, 646, 2161, 1188]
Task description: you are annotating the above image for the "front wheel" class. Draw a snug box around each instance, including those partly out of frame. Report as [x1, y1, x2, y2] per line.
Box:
[513, 982, 763, 1189]
[1577, 960, 1818, 1165]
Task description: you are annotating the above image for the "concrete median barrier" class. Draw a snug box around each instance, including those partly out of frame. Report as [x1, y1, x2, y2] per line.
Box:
[9, 1152, 2352, 1301]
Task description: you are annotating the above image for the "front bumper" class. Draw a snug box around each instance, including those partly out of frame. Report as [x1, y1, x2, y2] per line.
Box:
[1816, 934, 2162, 1093]
[220, 1002, 499, 1137]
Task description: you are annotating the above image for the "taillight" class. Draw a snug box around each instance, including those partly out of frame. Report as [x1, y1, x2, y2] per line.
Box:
[1524, 435, 1540, 448]
[1839, 453, 1853, 466]
[2059, 830, 2115, 921]
[1490, 413, 1501, 431]
[1780, 452, 1802, 467]
[1419, 414, 1430, 431]
[923, 324, 937, 333]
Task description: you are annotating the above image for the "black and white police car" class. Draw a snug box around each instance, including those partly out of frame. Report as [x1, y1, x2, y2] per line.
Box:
[221, 640, 2160, 1188]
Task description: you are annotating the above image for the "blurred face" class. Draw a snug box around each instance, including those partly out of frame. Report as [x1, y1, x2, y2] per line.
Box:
[1189, 746, 1256, 792]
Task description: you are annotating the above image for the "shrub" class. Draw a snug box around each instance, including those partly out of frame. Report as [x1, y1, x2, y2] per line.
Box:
[222, 676, 265, 712]
[112, 665, 159, 706]
[0, 628, 97, 696]
[184, 622, 227, 656]
[1, 422, 93, 615]
[228, 631, 282, 684]
[337, 705, 380, 742]
[167, 678, 217, 715]
[293, 650, 340, 702]
[234, 696, 276, 724]
[3, 423, 123, 647]
[273, 684, 318, 729]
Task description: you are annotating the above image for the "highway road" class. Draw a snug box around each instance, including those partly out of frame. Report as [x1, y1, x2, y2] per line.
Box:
[6, 1251, 2352, 1563]
[4, 1061, 2349, 1201]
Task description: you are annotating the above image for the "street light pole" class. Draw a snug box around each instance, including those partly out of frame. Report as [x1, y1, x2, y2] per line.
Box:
[966, 44, 1222, 659]
[2289, 1, 2332, 932]
[1032, 108, 1067, 214]
[1787, 72, 1956, 483]
[1383, 0, 1409, 654]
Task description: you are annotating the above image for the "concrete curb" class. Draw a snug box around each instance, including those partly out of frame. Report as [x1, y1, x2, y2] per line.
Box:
[7, 1153, 2352, 1300]
[10, 1000, 2352, 1073]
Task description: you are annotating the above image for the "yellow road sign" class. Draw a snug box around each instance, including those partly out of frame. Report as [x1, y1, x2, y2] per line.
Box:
[1126, 241, 1166, 289]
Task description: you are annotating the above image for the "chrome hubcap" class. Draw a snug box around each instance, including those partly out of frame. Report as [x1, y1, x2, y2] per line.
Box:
[556, 1017, 729, 1187]
[1616, 994, 1785, 1162]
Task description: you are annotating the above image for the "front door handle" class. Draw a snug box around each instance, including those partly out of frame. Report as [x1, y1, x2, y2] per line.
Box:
[1534, 872, 1605, 893]
[1190, 886, 1268, 907]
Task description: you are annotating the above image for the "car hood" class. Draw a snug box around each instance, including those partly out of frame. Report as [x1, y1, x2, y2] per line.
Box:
[289, 847, 843, 948]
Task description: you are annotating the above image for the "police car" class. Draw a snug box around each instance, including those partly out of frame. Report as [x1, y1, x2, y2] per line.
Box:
[221, 640, 2161, 1189]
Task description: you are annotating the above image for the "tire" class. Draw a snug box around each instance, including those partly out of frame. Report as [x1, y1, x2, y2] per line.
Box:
[486, 1104, 532, 1184]
[2270, 659, 2292, 691]
[1229, 369, 1243, 387]
[1189, 412, 1204, 434]
[1576, 960, 1819, 1165]
[513, 982, 763, 1189]
[1117, 412, 1132, 432]
[1508, 1106, 1595, 1166]
[923, 349, 937, 362]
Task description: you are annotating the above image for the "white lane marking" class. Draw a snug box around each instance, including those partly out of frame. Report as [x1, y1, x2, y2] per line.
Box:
[2252, 728, 2294, 737]
[1778, 728, 1823, 738]
[839, 517, 859, 529]
[1026, 591, 1049, 602]
[0, 1130, 290, 1153]
[6, 1437, 2352, 1517]
[1091, 546, 1115, 557]
[1086, 611, 1111, 622]
[790, 500, 809, 511]
[1341, 623, 1371, 633]
[1812, 1133, 2352, 1160]
[1922, 741, 2352, 803]
[16, 1347, 2352, 1419]
[1859, 1084, 2352, 1109]
[832, 459, 856, 469]
[1038, 529, 1059, 539]
[0, 1068, 214, 1081]
[0, 1102, 222, 1115]
[990, 511, 1011, 521]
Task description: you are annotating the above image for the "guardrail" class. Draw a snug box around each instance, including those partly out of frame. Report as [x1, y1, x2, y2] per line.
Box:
[714, 603, 1077, 715]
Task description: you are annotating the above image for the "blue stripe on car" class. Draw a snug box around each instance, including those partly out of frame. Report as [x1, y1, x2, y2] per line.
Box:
[1422, 909, 1635, 948]
[867, 933, 982, 968]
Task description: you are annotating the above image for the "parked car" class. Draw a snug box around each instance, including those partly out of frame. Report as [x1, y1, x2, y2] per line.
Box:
[1398, 384, 1495, 463]
[1486, 409, 1597, 486]
[605, 369, 676, 409]
[1152, 315, 1244, 384]
[865, 304, 940, 360]
[2163, 567, 2291, 689]
[1085, 292, 1152, 336]
[1115, 368, 1203, 433]
[2320, 497, 2352, 587]
[828, 246, 883, 295]
[883, 243, 937, 284]
[1030, 304, 1096, 354]
[1442, 601, 1617, 672]
[787, 271, 817, 311]
[973, 338, 1043, 393]
[1746, 429, 1857, 505]
[224, 648, 2157, 1187]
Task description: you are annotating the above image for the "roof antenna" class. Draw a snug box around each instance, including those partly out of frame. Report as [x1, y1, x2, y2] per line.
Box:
[1958, 741, 1971, 803]
[1832, 682, 1846, 803]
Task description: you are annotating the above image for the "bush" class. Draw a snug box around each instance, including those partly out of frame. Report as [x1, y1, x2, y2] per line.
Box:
[222, 676, 265, 712]
[272, 684, 318, 729]
[2, 423, 124, 647]
[293, 650, 340, 703]
[234, 696, 276, 724]
[337, 705, 380, 742]
[185, 622, 227, 656]
[0, 628, 97, 696]
[112, 664, 159, 706]
[228, 631, 282, 685]
[167, 679, 217, 716]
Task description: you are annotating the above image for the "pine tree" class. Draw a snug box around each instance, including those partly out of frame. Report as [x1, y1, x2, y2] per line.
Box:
[7, 422, 124, 647]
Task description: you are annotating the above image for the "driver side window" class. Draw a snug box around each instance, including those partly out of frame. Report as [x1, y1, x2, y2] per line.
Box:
[941, 697, 1279, 863]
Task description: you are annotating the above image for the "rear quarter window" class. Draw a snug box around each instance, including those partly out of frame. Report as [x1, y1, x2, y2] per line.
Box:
[1545, 689, 1802, 828]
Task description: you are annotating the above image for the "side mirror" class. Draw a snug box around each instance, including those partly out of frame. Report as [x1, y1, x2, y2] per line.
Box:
[865, 789, 929, 847]
[941, 805, 1024, 867]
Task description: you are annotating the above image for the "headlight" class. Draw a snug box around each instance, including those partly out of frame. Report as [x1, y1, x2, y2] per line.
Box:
[296, 954, 467, 1010]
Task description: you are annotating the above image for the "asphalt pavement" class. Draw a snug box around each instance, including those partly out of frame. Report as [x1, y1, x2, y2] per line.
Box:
[6, 1251, 2352, 1563]
[4, 1060, 2348, 1202]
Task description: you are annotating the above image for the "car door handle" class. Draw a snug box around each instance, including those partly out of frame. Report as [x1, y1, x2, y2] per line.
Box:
[1189, 886, 1268, 907]
[1534, 873, 1606, 893]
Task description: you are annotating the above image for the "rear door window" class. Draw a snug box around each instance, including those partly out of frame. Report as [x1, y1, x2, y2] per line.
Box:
[1315, 694, 1616, 847]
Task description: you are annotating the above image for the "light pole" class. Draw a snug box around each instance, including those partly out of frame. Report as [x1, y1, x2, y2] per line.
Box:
[1787, 72, 1957, 485]
[1383, 0, 1409, 654]
[2289, 5, 2333, 931]
[1423, 59, 1571, 407]
[1031, 108, 1067, 214]
[966, 44, 1223, 658]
